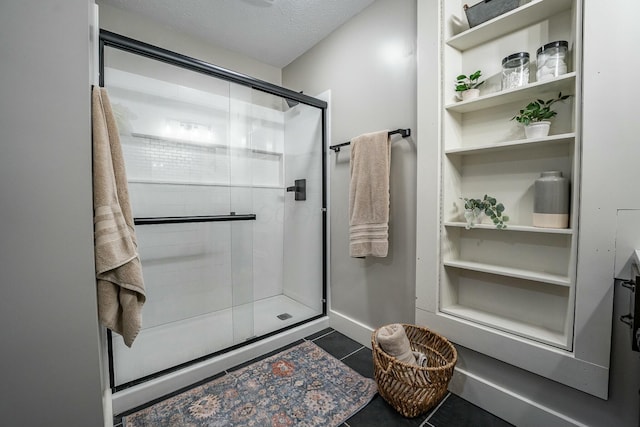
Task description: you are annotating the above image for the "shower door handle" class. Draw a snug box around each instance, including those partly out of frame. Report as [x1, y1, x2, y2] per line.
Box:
[286, 179, 306, 201]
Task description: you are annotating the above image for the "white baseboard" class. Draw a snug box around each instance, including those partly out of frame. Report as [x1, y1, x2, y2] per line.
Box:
[328, 309, 587, 427]
[450, 367, 588, 427]
[329, 309, 375, 348]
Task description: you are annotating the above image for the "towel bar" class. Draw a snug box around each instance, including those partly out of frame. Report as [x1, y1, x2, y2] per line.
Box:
[329, 128, 411, 152]
[134, 214, 256, 225]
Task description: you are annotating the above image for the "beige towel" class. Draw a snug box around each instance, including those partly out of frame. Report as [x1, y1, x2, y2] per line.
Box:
[376, 324, 417, 366]
[92, 86, 145, 347]
[349, 130, 391, 257]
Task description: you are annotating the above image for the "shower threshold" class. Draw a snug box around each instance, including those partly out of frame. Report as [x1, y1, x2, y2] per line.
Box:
[111, 315, 329, 414]
[110, 295, 320, 389]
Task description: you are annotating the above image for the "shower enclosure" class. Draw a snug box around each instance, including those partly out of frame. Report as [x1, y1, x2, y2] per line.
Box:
[100, 31, 327, 391]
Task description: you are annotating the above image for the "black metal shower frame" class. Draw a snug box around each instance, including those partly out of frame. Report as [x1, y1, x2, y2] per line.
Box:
[99, 30, 328, 393]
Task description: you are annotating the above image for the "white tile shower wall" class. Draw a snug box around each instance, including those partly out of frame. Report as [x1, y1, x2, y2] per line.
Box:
[128, 182, 232, 218]
[282, 104, 324, 311]
[121, 134, 283, 187]
[107, 84, 230, 148]
[109, 70, 286, 189]
[128, 182, 286, 328]
[135, 222, 233, 329]
[252, 188, 285, 300]
[121, 135, 232, 185]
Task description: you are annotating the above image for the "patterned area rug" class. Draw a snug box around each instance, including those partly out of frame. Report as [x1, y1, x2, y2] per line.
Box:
[123, 341, 377, 426]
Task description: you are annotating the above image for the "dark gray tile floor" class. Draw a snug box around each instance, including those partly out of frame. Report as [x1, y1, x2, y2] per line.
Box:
[114, 328, 513, 427]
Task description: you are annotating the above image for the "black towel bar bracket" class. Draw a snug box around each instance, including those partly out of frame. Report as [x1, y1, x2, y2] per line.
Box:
[329, 128, 411, 152]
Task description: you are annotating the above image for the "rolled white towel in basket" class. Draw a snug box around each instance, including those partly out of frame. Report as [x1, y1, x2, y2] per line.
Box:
[376, 324, 418, 366]
[413, 351, 428, 367]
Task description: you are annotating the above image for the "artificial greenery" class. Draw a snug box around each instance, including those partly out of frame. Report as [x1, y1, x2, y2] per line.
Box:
[455, 70, 485, 92]
[462, 195, 509, 229]
[511, 92, 570, 126]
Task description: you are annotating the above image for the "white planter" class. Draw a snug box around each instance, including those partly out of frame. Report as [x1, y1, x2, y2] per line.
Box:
[524, 121, 551, 139]
[461, 88, 480, 101]
[464, 208, 484, 229]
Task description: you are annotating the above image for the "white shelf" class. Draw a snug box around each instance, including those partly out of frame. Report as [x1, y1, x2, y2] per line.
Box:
[445, 133, 575, 156]
[445, 73, 576, 113]
[440, 304, 567, 348]
[443, 259, 571, 287]
[444, 221, 574, 235]
[128, 179, 283, 190]
[446, 0, 574, 51]
[129, 132, 283, 157]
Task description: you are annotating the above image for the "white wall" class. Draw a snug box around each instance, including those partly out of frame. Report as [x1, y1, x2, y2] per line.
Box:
[0, 1, 104, 426]
[283, 0, 418, 333]
[96, 1, 282, 85]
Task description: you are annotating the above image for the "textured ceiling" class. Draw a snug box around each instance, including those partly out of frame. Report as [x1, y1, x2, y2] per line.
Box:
[99, 0, 376, 68]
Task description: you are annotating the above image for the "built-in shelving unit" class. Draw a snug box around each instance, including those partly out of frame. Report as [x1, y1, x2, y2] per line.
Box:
[437, 0, 581, 350]
[445, 0, 574, 51]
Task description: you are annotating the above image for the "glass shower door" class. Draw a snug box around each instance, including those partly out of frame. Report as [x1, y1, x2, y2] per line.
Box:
[229, 83, 255, 344]
[103, 47, 259, 386]
[101, 35, 325, 389]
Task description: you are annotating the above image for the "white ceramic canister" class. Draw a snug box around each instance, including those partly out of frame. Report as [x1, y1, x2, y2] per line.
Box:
[533, 171, 570, 228]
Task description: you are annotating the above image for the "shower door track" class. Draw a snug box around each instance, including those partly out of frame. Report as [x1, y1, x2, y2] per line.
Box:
[99, 30, 327, 109]
[100, 30, 328, 393]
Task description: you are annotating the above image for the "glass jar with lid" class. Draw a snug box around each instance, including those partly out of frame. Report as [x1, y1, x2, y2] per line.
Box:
[501, 52, 530, 90]
[536, 40, 568, 81]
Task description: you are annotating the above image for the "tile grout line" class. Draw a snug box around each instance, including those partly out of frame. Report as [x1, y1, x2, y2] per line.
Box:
[339, 345, 366, 361]
[420, 392, 451, 427]
[310, 329, 336, 342]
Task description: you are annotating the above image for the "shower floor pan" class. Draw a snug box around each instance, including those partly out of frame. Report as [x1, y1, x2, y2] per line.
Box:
[111, 294, 318, 387]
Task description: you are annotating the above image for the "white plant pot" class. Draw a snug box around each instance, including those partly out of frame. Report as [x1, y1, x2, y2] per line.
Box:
[461, 88, 480, 101]
[464, 209, 484, 229]
[524, 121, 551, 139]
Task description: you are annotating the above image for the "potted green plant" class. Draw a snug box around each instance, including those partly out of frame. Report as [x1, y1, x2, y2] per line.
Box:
[455, 70, 484, 101]
[461, 195, 509, 229]
[511, 92, 570, 138]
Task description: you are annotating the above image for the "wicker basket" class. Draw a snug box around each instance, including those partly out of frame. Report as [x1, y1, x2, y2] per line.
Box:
[371, 324, 457, 418]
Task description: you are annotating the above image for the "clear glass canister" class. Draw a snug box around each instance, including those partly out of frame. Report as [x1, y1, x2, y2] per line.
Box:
[501, 52, 530, 90]
[536, 40, 568, 81]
